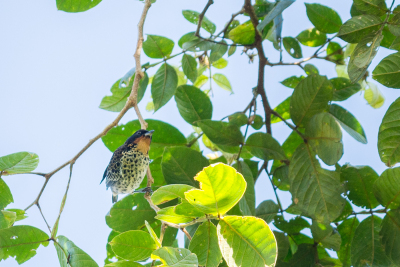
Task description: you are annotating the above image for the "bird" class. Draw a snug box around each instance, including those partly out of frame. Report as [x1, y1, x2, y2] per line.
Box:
[101, 129, 154, 203]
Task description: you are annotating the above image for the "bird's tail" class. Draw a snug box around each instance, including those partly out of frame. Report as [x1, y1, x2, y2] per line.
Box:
[112, 195, 118, 203]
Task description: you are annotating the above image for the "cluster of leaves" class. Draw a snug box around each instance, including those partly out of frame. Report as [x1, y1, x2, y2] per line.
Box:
[3, 0, 400, 266]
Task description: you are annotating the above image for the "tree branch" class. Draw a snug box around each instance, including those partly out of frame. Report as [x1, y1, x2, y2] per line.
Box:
[195, 0, 214, 37]
[216, 8, 245, 37]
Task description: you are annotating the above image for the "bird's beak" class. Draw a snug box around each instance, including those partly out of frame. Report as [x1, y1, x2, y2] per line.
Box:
[145, 130, 155, 137]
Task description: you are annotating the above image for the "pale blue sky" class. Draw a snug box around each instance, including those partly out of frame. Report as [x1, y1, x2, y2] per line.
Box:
[1, 0, 399, 266]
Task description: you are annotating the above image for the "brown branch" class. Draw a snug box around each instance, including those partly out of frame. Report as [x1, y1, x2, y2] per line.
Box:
[187, 133, 203, 148]
[195, 0, 214, 37]
[36, 203, 51, 233]
[216, 8, 245, 37]
[270, 110, 307, 142]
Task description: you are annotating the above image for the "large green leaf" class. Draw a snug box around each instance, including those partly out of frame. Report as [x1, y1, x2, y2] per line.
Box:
[378, 97, 400, 166]
[0, 152, 39, 175]
[56, 0, 101, 12]
[143, 35, 174, 59]
[311, 221, 341, 251]
[289, 143, 345, 223]
[212, 73, 232, 92]
[282, 37, 302, 59]
[102, 119, 187, 159]
[0, 179, 13, 210]
[331, 77, 361, 101]
[151, 63, 178, 111]
[373, 52, 400, 88]
[341, 165, 379, 209]
[0, 225, 49, 264]
[296, 28, 327, 47]
[106, 194, 157, 233]
[228, 21, 255, 45]
[256, 200, 279, 224]
[55, 236, 98, 267]
[184, 163, 246, 216]
[380, 209, 400, 264]
[181, 54, 198, 83]
[374, 167, 400, 209]
[151, 184, 195, 205]
[233, 161, 255, 216]
[338, 15, 382, 43]
[305, 3, 342, 33]
[210, 40, 228, 63]
[100, 73, 148, 112]
[110, 230, 157, 262]
[348, 33, 383, 83]
[174, 85, 212, 125]
[196, 120, 243, 153]
[338, 217, 359, 267]
[271, 96, 291, 123]
[306, 112, 343, 165]
[0, 211, 16, 229]
[351, 216, 392, 266]
[189, 221, 222, 267]
[151, 247, 198, 266]
[182, 10, 216, 34]
[161, 147, 208, 187]
[389, 13, 400, 36]
[290, 75, 333, 127]
[244, 132, 286, 161]
[353, 0, 388, 16]
[273, 215, 310, 234]
[217, 216, 277, 267]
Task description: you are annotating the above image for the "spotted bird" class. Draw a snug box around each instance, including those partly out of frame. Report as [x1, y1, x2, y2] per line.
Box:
[101, 129, 154, 203]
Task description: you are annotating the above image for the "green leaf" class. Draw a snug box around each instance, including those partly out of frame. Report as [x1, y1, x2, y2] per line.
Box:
[156, 204, 204, 224]
[289, 144, 345, 223]
[374, 167, 400, 209]
[143, 35, 174, 59]
[351, 216, 392, 266]
[193, 75, 209, 88]
[189, 221, 222, 267]
[196, 120, 243, 153]
[326, 42, 344, 63]
[0, 179, 13, 210]
[151, 247, 198, 266]
[338, 217, 359, 267]
[271, 97, 290, 124]
[304, 64, 319, 75]
[285, 244, 316, 266]
[364, 82, 385, 108]
[141, 157, 166, 188]
[106, 194, 157, 233]
[182, 10, 216, 34]
[282, 37, 302, 58]
[233, 161, 255, 216]
[211, 58, 228, 69]
[256, 0, 295, 32]
[273, 231, 290, 261]
[338, 15, 383, 43]
[306, 112, 343, 165]
[105, 262, 142, 267]
[110, 230, 157, 261]
[273, 215, 310, 234]
[329, 104, 367, 144]
[228, 112, 248, 127]
[331, 77, 361, 101]
[290, 74, 333, 127]
[378, 97, 400, 166]
[272, 165, 290, 191]
[151, 184, 195, 205]
[55, 235, 98, 267]
[102, 119, 187, 159]
[256, 200, 279, 224]
[184, 163, 246, 216]
[182, 37, 214, 52]
[380, 209, 400, 264]
[251, 115, 263, 130]
[0, 152, 39, 175]
[178, 32, 197, 48]
[145, 221, 161, 249]
[280, 75, 305, 88]
[228, 21, 255, 45]
[174, 85, 212, 125]
[373, 52, 400, 88]
[0, 225, 49, 264]
[217, 216, 277, 267]
[296, 28, 327, 47]
[210, 41, 228, 63]
[56, 0, 101, 12]
[353, 0, 388, 16]
[244, 132, 286, 161]
[212, 73, 232, 92]
[151, 63, 178, 111]
[0, 211, 16, 229]
[348, 33, 383, 83]
[305, 3, 342, 33]
[161, 147, 209, 187]
[311, 221, 341, 251]
[181, 54, 198, 83]
[389, 13, 400, 36]
[100, 73, 148, 112]
[228, 45, 237, 57]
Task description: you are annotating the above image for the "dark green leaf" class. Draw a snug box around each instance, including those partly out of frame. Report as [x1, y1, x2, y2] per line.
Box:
[305, 3, 342, 33]
[182, 37, 214, 52]
[102, 119, 186, 159]
[283, 37, 302, 58]
[337, 15, 382, 43]
[151, 63, 178, 111]
[55, 236, 98, 267]
[290, 74, 333, 127]
[381, 25, 397, 49]
[271, 97, 290, 124]
[174, 85, 212, 125]
[143, 35, 174, 59]
[373, 52, 400, 88]
[353, 0, 387, 16]
[210, 41, 228, 63]
[304, 64, 319, 75]
[272, 165, 290, 191]
[338, 217, 359, 267]
[178, 32, 197, 48]
[296, 28, 327, 47]
[56, 0, 101, 12]
[286, 244, 316, 266]
[251, 114, 263, 130]
[228, 45, 237, 56]
[380, 209, 400, 264]
[389, 13, 400, 36]
[331, 77, 361, 101]
[228, 112, 248, 127]
[334, 200, 353, 222]
[326, 42, 344, 63]
[244, 132, 286, 161]
[273, 231, 290, 261]
[280, 75, 305, 88]
[0, 179, 13, 210]
[110, 230, 157, 261]
[141, 157, 165, 188]
[161, 147, 208, 187]
[213, 73, 232, 92]
[233, 161, 255, 216]
[274, 215, 310, 234]
[311, 221, 341, 251]
[0, 152, 39, 175]
[329, 104, 367, 144]
[374, 167, 400, 209]
[181, 54, 198, 83]
[228, 21, 255, 45]
[256, 200, 279, 223]
[182, 10, 216, 34]
[152, 247, 198, 266]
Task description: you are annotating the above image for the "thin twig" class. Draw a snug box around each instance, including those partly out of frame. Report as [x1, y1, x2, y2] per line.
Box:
[195, 0, 214, 37]
[264, 165, 284, 214]
[237, 106, 253, 160]
[270, 110, 307, 142]
[159, 223, 167, 244]
[187, 133, 204, 148]
[28, 172, 47, 177]
[216, 8, 245, 37]
[36, 203, 51, 233]
[181, 228, 192, 241]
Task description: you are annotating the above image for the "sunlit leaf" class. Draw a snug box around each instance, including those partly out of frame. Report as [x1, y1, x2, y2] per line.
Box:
[151, 247, 198, 266]
[228, 21, 255, 45]
[110, 230, 157, 261]
[56, 0, 101, 12]
[182, 10, 216, 34]
[0, 179, 13, 210]
[305, 3, 342, 33]
[55, 235, 98, 267]
[213, 73, 232, 92]
[0, 152, 39, 175]
[151, 184, 195, 205]
[296, 28, 327, 47]
[271, 96, 291, 123]
[282, 37, 302, 58]
[143, 35, 174, 59]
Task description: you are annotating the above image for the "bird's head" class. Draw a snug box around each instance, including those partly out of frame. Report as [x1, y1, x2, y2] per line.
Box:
[125, 129, 154, 154]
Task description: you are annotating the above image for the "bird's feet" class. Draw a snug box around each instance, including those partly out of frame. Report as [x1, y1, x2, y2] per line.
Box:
[134, 187, 153, 194]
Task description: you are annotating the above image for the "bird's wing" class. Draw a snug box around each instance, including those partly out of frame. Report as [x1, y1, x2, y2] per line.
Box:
[101, 146, 124, 188]
[100, 167, 107, 185]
